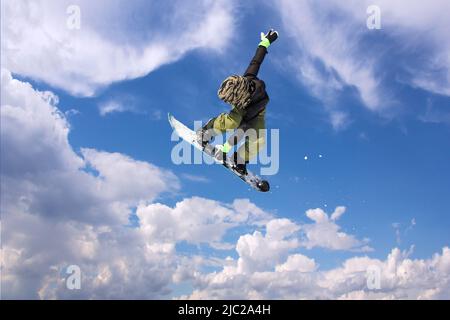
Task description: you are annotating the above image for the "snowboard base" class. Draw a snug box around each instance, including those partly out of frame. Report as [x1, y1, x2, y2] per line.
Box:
[168, 113, 270, 192]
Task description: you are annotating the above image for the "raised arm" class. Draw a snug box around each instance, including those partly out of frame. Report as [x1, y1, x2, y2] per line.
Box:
[243, 29, 279, 79]
[244, 46, 268, 79]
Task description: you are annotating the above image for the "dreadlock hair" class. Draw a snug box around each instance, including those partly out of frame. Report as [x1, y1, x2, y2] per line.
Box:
[217, 75, 255, 109]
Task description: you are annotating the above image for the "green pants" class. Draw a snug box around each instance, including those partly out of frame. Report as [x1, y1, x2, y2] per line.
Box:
[208, 108, 266, 162]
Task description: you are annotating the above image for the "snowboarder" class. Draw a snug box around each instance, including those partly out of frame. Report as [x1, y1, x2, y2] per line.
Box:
[196, 29, 279, 176]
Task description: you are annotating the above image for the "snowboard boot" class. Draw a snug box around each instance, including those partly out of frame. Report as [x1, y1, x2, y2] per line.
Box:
[235, 163, 247, 176]
[231, 152, 248, 176]
[196, 118, 216, 149]
[196, 127, 214, 150]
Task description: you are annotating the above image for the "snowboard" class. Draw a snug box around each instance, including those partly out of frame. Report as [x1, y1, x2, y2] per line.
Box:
[168, 113, 270, 192]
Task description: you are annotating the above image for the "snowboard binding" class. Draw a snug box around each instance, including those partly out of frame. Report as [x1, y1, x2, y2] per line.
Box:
[213, 147, 248, 176]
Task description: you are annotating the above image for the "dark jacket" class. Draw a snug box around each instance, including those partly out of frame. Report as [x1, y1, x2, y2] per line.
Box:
[242, 46, 270, 122]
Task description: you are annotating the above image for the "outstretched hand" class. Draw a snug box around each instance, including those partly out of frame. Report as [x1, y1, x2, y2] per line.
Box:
[259, 29, 279, 48]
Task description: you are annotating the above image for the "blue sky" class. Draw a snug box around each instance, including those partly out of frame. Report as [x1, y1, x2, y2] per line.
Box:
[50, 4, 450, 257]
[2, 0, 450, 299]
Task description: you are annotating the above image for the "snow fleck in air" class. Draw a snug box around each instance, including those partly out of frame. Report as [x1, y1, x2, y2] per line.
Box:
[319, 154, 323, 158]
[304, 156, 308, 160]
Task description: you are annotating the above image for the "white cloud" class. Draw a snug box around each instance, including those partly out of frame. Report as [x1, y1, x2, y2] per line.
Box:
[277, 0, 382, 111]
[419, 98, 450, 125]
[230, 198, 274, 226]
[275, 254, 317, 273]
[1, 0, 235, 96]
[1, 70, 448, 299]
[305, 208, 329, 224]
[82, 148, 178, 205]
[391, 218, 417, 245]
[0, 68, 179, 223]
[138, 197, 235, 246]
[1, 68, 82, 175]
[302, 207, 372, 252]
[181, 173, 210, 183]
[330, 206, 346, 221]
[235, 219, 300, 274]
[136, 197, 273, 247]
[98, 100, 131, 116]
[0, 69, 267, 296]
[330, 111, 350, 131]
[275, 0, 450, 126]
[1, 69, 271, 298]
[2, 217, 182, 299]
[182, 244, 450, 299]
[0, 68, 180, 297]
[348, 0, 450, 97]
[98, 96, 164, 119]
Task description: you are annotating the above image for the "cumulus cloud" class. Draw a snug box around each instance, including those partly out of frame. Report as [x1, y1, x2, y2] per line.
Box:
[301, 207, 372, 252]
[137, 197, 270, 247]
[1, 0, 235, 96]
[2, 193, 276, 298]
[0, 67, 268, 299]
[3, 2, 448, 300]
[275, 254, 316, 273]
[4, 76, 436, 299]
[184, 220, 448, 299]
[1, 71, 447, 300]
[0, 68, 180, 297]
[184, 209, 450, 300]
[235, 219, 300, 274]
[183, 242, 450, 299]
[1, 68, 179, 222]
[0, 69, 273, 297]
[2, 214, 183, 299]
[82, 148, 178, 205]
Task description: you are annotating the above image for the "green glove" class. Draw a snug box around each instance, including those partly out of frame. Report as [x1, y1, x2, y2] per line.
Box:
[216, 142, 231, 154]
[259, 29, 279, 48]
